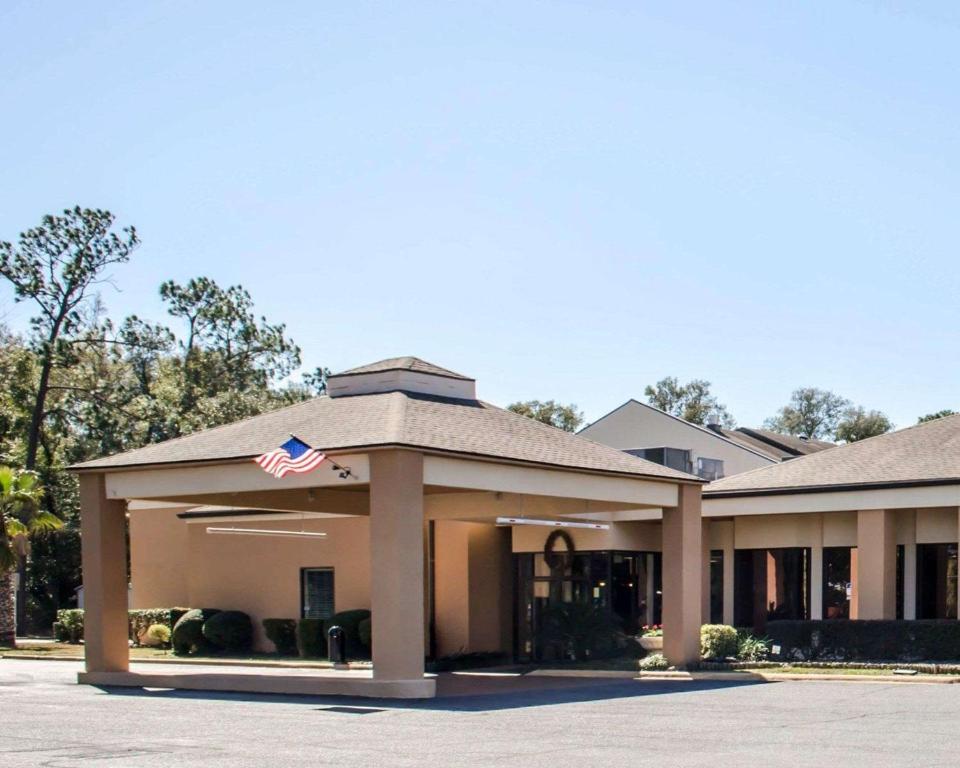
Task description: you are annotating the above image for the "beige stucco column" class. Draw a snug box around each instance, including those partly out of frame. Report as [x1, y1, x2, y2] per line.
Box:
[856, 509, 897, 619]
[662, 484, 702, 667]
[810, 514, 824, 620]
[369, 450, 430, 689]
[79, 473, 129, 673]
[902, 509, 917, 620]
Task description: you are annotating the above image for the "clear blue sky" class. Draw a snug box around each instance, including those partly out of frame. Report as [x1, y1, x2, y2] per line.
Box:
[1, 2, 958, 430]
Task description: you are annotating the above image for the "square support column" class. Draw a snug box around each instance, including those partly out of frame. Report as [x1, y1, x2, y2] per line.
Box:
[78, 474, 129, 674]
[856, 509, 897, 620]
[662, 484, 702, 667]
[903, 509, 917, 620]
[810, 514, 824, 621]
[369, 450, 435, 697]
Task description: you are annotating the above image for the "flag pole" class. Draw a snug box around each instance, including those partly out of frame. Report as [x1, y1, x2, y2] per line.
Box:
[289, 433, 354, 479]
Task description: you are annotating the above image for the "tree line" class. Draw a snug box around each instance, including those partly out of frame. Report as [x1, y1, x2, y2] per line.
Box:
[0, 207, 328, 634]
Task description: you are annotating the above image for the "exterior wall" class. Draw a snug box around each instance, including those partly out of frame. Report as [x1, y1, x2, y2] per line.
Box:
[580, 400, 773, 478]
[129, 509, 511, 655]
[511, 520, 661, 553]
[433, 521, 512, 656]
[185, 516, 371, 651]
[916, 507, 959, 543]
[129, 507, 191, 609]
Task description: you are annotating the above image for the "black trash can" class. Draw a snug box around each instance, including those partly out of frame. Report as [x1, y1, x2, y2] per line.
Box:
[327, 625, 346, 666]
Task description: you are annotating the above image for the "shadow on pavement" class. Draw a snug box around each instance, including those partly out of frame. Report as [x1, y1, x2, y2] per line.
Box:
[92, 673, 765, 712]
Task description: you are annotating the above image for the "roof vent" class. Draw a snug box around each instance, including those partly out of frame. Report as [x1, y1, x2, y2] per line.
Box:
[326, 356, 477, 400]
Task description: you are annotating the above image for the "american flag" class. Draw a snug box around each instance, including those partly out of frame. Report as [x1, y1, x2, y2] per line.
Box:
[255, 436, 327, 479]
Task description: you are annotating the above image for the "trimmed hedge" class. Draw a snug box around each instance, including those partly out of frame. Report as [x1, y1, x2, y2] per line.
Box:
[329, 609, 372, 658]
[700, 624, 739, 660]
[54, 608, 194, 646]
[203, 611, 253, 652]
[54, 609, 84, 643]
[358, 617, 372, 650]
[172, 609, 221, 655]
[297, 618, 328, 658]
[263, 619, 298, 656]
[766, 620, 960, 662]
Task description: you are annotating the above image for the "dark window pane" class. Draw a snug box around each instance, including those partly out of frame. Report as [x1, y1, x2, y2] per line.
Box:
[301, 568, 334, 619]
[709, 550, 724, 624]
[698, 458, 725, 481]
[896, 545, 904, 620]
[823, 547, 853, 619]
[734, 548, 810, 628]
[917, 543, 958, 619]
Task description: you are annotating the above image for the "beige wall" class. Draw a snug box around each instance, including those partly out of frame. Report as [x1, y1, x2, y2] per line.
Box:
[184, 516, 371, 651]
[433, 521, 512, 656]
[511, 521, 661, 553]
[129, 509, 513, 655]
[580, 400, 773, 478]
[129, 507, 191, 609]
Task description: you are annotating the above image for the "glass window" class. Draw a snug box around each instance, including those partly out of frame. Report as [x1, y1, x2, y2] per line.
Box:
[709, 550, 724, 624]
[734, 548, 811, 627]
[822, 547, 854, 619]
[896, 545, 904, 620]
[917, 543, 958, 619]
[301, 568, 334, 620]
[629, 447, 692, 474]
[697, 458, 724, 481]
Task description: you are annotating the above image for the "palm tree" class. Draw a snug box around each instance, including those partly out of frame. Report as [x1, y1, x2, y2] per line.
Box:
[0, 466, 58, 647]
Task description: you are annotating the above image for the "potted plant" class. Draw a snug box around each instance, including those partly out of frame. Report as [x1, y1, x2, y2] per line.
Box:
[639, 624, 663, 651]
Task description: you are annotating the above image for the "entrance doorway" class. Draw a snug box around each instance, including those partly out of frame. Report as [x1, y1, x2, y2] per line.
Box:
[514, 550, 661, 662]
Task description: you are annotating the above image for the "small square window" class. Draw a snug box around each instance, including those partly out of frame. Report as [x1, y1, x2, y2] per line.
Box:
[697, 457, 724, 481]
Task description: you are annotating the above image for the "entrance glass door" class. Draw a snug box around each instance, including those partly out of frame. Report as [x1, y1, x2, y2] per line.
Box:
[515, 550, 660, 661]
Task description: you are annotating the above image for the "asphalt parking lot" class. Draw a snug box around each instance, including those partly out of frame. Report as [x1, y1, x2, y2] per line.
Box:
[2, 659, 959, 767]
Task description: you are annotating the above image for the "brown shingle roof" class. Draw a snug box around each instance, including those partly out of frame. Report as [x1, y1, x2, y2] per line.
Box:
[709, 427, 793, 461]
[711, 427, 834, 461]
[705, 413, 960, 495]
[334, 357, 473, 381]
[73, 391, 698, 482]
[738, 427, 834, 456]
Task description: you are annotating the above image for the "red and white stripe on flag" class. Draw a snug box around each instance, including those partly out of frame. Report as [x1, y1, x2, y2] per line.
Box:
[255, 447, 327, 479]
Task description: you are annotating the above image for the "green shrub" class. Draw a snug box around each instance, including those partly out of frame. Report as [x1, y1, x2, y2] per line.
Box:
[736, 631, 771, 661]
[358, 617, 372, 650]
[537, 603, 621, 661]
[172, 608, 220, 655]
[128, 609, 175, 646]
[202, 611, 253, 652]
[296, 618, 328, 658]
[639, 653, 669, 671]
[329, 609, 372, 659]
[52, 622, 66, 642]
[263, 619, 298, 656]
[55, 609, 84, 644]
[700, 624, 739, 660]
[766, 620, 960, 662]
[145, 624, 171, 647]
[169, 607, 191, 628]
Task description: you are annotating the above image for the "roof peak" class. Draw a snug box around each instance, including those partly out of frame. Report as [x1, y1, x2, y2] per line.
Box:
[328, 356, 476, 400]
[334, 356, 473, 381]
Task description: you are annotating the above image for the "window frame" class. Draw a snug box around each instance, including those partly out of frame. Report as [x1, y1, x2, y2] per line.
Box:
[300, 567, 335, 620]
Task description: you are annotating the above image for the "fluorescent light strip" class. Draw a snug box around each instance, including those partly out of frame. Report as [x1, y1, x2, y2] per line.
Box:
[495, 517, 610, 531]
[206, 527, 328, 539]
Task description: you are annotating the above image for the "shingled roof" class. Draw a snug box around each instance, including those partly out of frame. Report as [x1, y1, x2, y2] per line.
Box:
[334, 357, 473, 381]
[73, 389, 699, 482]
[705, 413, 960, 496]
